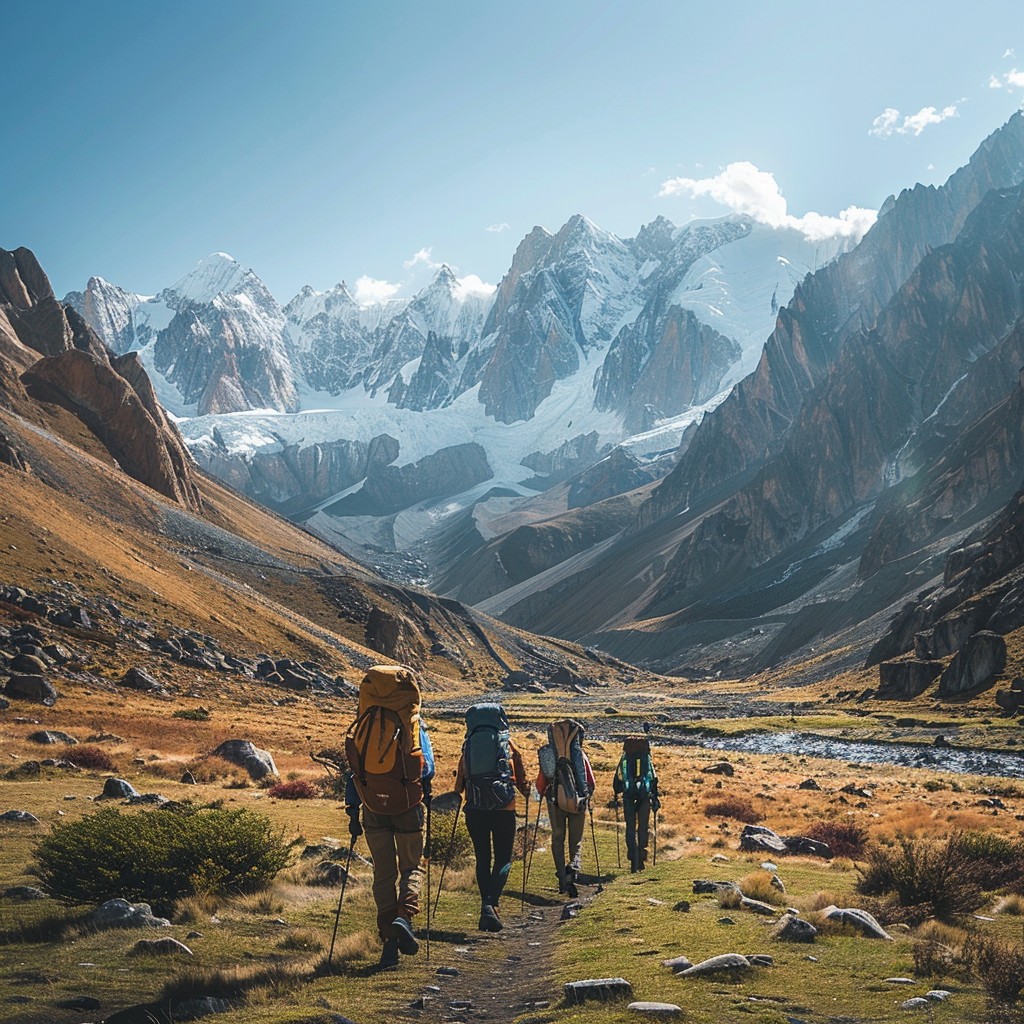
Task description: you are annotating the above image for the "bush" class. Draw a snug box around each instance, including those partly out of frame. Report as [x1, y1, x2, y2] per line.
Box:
[267, 780, 318, 800]
[804, 820, 869, 859]
[949, 831, 1024, 891]
[35, 807, 290, 914]
[963, 933, 1024, 1005]
[66, 745, 118, 772]
[856, 833, 985, 919]
[703, 797, 762, 824]
[427, 810, 473, 868]
[172, 707, 211, 721]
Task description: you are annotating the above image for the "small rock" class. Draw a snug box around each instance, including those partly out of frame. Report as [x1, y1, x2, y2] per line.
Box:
[710, 853, 731, 863]
[436, 966, 460, 977]
[900, 998, 931, 1011]
[210, 739, 278, 780]
[772, 914, 818, 943]
[0, 810, 40, 824]
[748, 955, 774, 967]
[57, 996, 101, 1011]
[186, 930, 204, 939]
[28, 729, 77, 745]
[132, 937, 193, 956]
[561, 902, 582, 920]
[180, 771, 197, 785]
[661, 955, 694, 973]
[797, 778, 821, 790]
[925, 991, 951, 1002]
[88, 898, 170, 930]
[627, 1002, 682, 1017]
[101, 778, 139, 800]
[703, 761, 734, 776]
[822, 906, 892, 940]
[718, 917, 736, 925]
[2, 885, 47, 900]
[885, 978, 916, 985]
[679, 953, 750, 978]
[173, 996, 230, 1020]
[740, 896, 776, 916]
[564, 978, 634, 1004]
[672, 900, 690, 913]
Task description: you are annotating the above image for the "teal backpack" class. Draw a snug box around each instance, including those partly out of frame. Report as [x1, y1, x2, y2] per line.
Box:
[463, 703, 516, 811]
[619, 736, 656, 803]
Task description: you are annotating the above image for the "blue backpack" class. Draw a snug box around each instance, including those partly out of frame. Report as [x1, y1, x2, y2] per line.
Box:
[463, 703, 516, 811]
[619, 736, 655, 804]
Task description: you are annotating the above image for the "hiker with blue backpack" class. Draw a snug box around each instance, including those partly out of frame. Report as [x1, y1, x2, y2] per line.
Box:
[536, 719, 595, 898]
[454, 703, 530, 932]
[613, 735, 659, 873]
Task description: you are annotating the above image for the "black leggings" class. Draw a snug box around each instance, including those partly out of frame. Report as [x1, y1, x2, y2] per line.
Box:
[464, 808, 517, 906]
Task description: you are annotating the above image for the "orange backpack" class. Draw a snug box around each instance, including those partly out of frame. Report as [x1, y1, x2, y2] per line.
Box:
[345, 666, 423, 815]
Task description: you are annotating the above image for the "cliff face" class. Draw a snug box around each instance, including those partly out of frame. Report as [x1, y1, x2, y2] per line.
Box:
[0, 247, 201, 510]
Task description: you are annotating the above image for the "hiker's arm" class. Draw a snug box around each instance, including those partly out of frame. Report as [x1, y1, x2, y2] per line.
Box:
[511, 743, 530, 796]
[454, 753, 466, 796]
[345, 775, 362, 837]
[535, 768, 548, 798]
[584, 755, 596, 796]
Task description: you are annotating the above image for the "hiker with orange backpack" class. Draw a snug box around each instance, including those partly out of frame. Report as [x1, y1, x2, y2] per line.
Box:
[344, 666, 435, 969]
[453, 703, 530, 932]
[613, 735, 659, 873]
[536, 719, 595, 898]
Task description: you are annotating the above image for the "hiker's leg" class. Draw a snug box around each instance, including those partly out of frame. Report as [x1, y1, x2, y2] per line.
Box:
[623, 801, 639, 869]
[488, 810, 517, 905]
[465, 809, 494, 903]
[636, 799, 651, 867]
[566, 811, 585, 874]
[393, 805, 425, 926]
[548, 801, 567, 880]
[362, 808, 400, 939]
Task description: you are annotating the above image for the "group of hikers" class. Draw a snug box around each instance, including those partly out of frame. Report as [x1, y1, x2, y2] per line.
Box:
[339, 666, 660, 969]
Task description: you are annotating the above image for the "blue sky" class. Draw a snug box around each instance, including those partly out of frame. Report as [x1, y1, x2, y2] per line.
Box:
[3, 1, 1022, 304]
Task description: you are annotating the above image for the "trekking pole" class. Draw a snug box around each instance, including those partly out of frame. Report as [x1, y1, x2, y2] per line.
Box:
[327, 837, 356, 969]
[653, 806, 658, 867]
[432, 797, 462, 918]
[520, 785, 533, 911]
[588, 805, 602, 881]
[524, 791, 542, 891]
[614, 800, 622, 870]
[425, 800, 432, 963]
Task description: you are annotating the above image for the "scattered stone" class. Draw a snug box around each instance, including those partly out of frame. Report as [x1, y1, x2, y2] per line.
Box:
[710, 852, 731, 863]
[564, 978, 634, 1004]
[679, 954, 751, 978]
[101, 777, 139, 800]
[797, 779, 821, 790]
[2, 885, 46, 900]
[88, 898, 170, 930]
[120, 667, 166, 693]
[672, 900, 690, 913]
[900, 998, 931, 1011]
[761, 861, 778, 872]
[173, 996, 231, 1020]
[925, 991, 951, 1002]
[747, 955, 774, 967]
[885, 978, 917, 985]
[739, 824, 787, 855]
[27, 729, 77, 745]
[770, 874, 786, 893]
[740, 896, 776, 916]
[0, 809, 40, 824]
[772, 914, 818, 943]
[783, 836, 833, 859]
[821, 906, 892, 940]
[693, 880, 740, 895]
[436, 966, 460, 977]
[127, 793, 169, 806]
[186, 930, 204, 939]
[703, 762, 734, 776]
[561, 902, 582, 920]
[4, 675, 58, 705]
[839, 784, 873, 798]
[627, 1002, 682, 1017]
[718, 917, 736, 925]
[210, 739, 278, 780]
[132, 937, 193, 956]
[180, 771, 196, 785]
[662, 955, 694, 973]
[312, 861, 351, 887]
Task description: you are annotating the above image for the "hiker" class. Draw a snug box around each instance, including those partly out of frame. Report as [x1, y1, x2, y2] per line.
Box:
[613, 735, 659, 872]
[453, 702, 530, 932]
[344, 665, 435, 969]
[536, 719, 595, 897]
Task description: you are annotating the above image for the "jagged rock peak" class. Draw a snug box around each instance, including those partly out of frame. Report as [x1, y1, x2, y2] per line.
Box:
[168, 252, 254, 304]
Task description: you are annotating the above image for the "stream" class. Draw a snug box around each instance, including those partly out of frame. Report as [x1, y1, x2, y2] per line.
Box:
[662, 729, 1024, 779]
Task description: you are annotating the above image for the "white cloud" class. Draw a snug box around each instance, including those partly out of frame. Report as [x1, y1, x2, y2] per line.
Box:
[657, 161, 877, 243]
[1008, 68, 1024, 87]
[485, 223, 510, 233]
[869, 103, 959, 137]
[1004, 48, 1017, 59]
[990, 75, 1005, 89]
[453, 273, 497, 302]
[403, 246, 441, 270]
[352, 275, 401, 306]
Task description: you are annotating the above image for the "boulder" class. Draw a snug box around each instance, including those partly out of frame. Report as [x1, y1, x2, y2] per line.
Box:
[877, 660, 942, 699]
[11, 653, 48, 674]
[88, 898, 170, 930]
[678, 954, 751, 978]
[312, 861, 352, 887]
[661, 955, 694, 973]
[627, 1003, 682, 1018]
[739, 824, 786, 855]
[821, 906, 892, 940]
[180, 771, 197, 784]
[703, 762, 734, 776]
[0, 809, 40, 824]
[783, 836, 833, 859]
[797, 778, 821, 790]
[938, 631, 1006, 697]
[101, 777, 139, 799]
[132, 937, 193, 956]
[772, 914, 818, 943]
[901, 998, 931, 1011]
[210, 739, 278, 780]
[564, 978, 634, 1004]
[2, 885, 47, 900]
[4, 674, 58, 704]
[120, 667, 166, 693]
[28, 729, 77, 745]
[692, 880, 741, 895]
[740, 897, 777, 916]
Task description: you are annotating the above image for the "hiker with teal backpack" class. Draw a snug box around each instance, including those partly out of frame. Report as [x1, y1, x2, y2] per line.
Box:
[536, 719, 595, 897]
[454, 703, 530, 932]
[612, 735, 659, 873]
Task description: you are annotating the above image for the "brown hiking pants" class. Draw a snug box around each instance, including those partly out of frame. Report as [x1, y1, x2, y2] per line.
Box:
[547, 800, 585, 879]
[362, 804, 424, 940]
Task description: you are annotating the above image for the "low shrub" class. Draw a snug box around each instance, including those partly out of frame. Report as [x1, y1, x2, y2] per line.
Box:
[963, 933, 1024, 1005]
[427, 810, 473, 868]
[804, 820, 869, 859]
[737, 869, 784, 904]
[949, 830, 1024, 891]
[35, 806, 291, 914]
[267, 780, 318, 800]
[65, 745, 118, 772]
[856, 833, 985, 919]
[172, 707, 211, 721]
[703, 797, 762, 824]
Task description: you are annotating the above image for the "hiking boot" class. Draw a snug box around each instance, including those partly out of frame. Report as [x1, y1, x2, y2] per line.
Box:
[557, 871, 567, 894]
[378, 937, 400, 969]
[479, 904, 503, 932]
[392, 916, 419, 955]
[564, 868, 578, 899]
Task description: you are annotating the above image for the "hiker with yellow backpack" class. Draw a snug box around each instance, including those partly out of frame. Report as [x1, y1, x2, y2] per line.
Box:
[535, 719, 595, 897]
[613, 735, 660, 873]
[344, 666, 435, 969]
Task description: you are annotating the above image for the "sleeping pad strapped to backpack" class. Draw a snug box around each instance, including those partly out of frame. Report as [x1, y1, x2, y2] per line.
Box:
[345, 665, 423, 815]
[548, 718, 588, 814]
[463, 703, 516, 810]
[619, 736, 656, 805]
